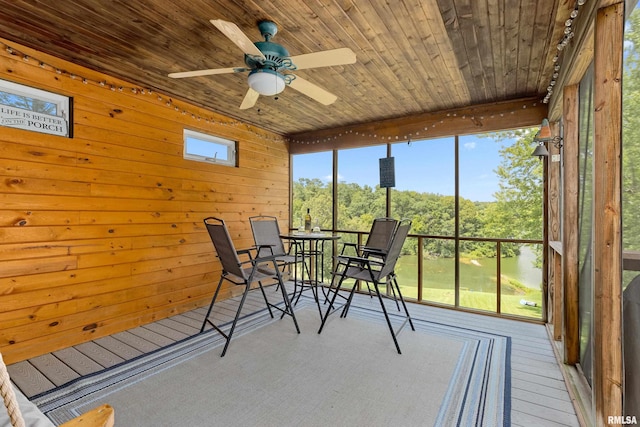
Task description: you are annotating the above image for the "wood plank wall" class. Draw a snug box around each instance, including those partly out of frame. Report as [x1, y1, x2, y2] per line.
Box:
[0, 38, 290, 364]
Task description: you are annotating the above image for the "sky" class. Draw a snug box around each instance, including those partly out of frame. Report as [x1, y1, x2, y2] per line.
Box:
[293, 134, 515, 202]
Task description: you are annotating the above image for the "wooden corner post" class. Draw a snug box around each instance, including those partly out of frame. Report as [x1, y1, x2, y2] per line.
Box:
[593, 2, 624, 425]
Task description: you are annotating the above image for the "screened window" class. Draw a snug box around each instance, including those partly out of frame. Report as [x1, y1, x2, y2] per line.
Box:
[183, 129, 237, 167]
[290, 128, 543, 319]
[337, 145, 387, 230]
[578, 63, 595, 386]
[292, 151, 333, 230]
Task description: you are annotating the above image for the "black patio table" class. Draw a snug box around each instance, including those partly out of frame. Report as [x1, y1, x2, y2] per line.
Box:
[280, 232, 340, 317]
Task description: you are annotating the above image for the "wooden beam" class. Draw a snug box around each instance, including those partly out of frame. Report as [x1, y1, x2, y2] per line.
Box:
[593, 3, 623, 425]
[288, 97, 547, 154]
[562, 84, 580, 365]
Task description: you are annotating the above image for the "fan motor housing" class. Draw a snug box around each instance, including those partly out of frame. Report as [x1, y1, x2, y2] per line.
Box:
[245, 41, 290, 70]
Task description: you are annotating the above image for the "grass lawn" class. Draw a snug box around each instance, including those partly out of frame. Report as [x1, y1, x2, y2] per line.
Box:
[401, 286, 543, 319]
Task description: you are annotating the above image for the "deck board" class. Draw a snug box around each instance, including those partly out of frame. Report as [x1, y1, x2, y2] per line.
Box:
[511, 360, 565, 381]
[512, 388, 577, 413]
[512, 398, 580, 426]
[511, 369, 570, 389]
[511, 410, 576, 427]
[28, 353, 80, 386]
[137, 323, 189, 343]
[52, 347, 105, 376]
[6, 361, 55, 397]
[92, 336, 144, 360]
[112, 330, 163, 352]
[74, 341, 125, 368]
[7, 283, 580, 426]
[155, 317, 200, 335]
[511, 376, 573, 400]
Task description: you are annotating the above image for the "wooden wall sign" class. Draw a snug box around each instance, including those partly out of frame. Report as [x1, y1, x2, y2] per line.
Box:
[0, 104, 69, 136]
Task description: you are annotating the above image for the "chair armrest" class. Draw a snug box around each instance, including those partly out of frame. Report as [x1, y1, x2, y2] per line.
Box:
[59, 404, 114, 427]
[236, 247, 259, 261]
[339, 242, 359, 255]
[256, 244, 285, 256]
[236, 247, 254, 256]
[335, 254, 384, 267]
[246, 253, 281, 266]
[362, 247, 387, 257]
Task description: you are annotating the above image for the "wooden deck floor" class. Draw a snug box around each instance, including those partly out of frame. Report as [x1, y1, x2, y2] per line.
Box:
[7, 284, 581, 426]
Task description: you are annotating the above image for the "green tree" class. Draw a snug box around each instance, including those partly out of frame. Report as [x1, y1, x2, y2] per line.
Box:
[0, 91, 57, 114]
[292, 130, 543, 262]
[486, 129, 543, 241]
[623, 7, 640, 255]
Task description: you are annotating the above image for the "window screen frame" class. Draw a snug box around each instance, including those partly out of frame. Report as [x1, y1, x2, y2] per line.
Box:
[183, 129, 237, 167]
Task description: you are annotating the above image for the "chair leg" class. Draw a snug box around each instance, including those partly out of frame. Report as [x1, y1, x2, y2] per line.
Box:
[340, 282, 358, 318]
[200, 274, 252, 357]
[219, 283, 252, 357]
[257, 280, 275, 319]
[372, 280, 403, 354]
[318, 276, 346, 334]
[391, 276, 415, 331]
[273, 262, 300, 333]
[388, 274, 401, 311]
[338, 261, 361, 318]
[274, 262, 284, 293]
[292, 258, 312, 306]
[200, 276, 225, 333]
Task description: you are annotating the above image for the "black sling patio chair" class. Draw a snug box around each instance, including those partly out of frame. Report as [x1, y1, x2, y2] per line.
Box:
[339, 217, 398, 260]
[249, 215, 309, 294]
[319, 219, 415, 354]
[338, 217, 398, 300]
[200, 217, 300, 357]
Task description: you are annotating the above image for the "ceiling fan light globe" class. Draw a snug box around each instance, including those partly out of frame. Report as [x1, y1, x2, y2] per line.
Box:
[247, 69, 286, 96]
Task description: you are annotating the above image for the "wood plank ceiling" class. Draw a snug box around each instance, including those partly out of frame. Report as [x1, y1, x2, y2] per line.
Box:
[0, 0, 575, 143]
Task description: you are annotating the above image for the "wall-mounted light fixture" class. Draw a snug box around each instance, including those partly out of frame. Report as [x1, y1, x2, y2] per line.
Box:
[531, 118, 563, 159]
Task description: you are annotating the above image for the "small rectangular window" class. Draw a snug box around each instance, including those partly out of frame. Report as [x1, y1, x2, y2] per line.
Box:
[183, 129, 237, 167]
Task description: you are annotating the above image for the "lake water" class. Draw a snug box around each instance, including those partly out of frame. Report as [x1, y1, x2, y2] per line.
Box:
[396, 245, 543, 293]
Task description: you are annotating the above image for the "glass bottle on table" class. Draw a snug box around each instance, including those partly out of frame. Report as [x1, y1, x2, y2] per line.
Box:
[304, 208, 312, 234]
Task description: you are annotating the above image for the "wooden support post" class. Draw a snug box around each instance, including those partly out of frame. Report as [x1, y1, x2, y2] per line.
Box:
[563, 84, 580, 365]
[593, 2, 624, 425]
[552, 250, 562, 340]
[549, 120, 562, 338]
[542, 152, 549, 323]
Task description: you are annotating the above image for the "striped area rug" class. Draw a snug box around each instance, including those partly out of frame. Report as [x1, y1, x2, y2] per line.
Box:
[31, 297, 510, 426]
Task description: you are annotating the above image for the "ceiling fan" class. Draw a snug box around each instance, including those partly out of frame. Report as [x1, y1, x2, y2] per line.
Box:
[168, 19, 357, 109]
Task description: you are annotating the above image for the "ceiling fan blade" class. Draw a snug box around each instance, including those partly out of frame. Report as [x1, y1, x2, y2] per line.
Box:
[290, 48, 357, 70]
[210, 19, 265, 60]
[239, 88, 260, 110]
[288, 76, 338, 105]
[168, 67, 247, 78]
